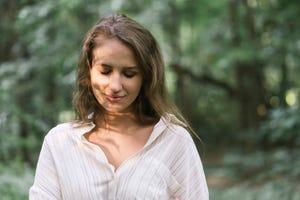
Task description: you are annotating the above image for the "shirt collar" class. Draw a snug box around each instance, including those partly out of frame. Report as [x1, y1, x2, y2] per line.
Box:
[143, 117, 168, 147]
[72, 121, 96, 139]
[71, 116, 171, 146]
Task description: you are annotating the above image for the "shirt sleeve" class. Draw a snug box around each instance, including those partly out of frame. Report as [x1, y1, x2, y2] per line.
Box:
[29, 137, 62, 200]
[173, 140, 209, 200]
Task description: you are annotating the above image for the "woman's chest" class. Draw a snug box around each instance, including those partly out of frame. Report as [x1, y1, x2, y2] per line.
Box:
[56, 149, 183, 200]
[85, 130, 152, 169]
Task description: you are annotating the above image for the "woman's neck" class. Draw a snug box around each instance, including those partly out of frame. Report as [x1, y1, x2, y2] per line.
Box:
[95, 111, 140, 134]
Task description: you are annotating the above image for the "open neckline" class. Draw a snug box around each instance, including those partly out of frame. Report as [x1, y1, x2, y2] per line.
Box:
[79, 117, 167, 173]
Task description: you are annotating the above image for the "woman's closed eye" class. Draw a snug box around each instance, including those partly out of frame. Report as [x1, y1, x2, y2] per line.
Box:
[123, 71, 137, 78]
[100, 69, 111, 75]
[98, 65, 112, 75]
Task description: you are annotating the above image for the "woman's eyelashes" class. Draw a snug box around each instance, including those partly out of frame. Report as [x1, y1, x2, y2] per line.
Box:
[100, 69, 111, 75]
[123, 71, 137, 78]
[98, 67, 138, 78]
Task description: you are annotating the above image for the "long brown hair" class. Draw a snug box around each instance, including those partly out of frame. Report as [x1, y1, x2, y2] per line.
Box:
[73, 14, 192, 131]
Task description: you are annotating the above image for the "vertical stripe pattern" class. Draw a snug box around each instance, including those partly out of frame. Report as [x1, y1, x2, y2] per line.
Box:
[29, 116, 209, 200]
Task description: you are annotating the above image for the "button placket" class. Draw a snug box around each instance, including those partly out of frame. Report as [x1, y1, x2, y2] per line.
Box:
[108, 174, 118, 200]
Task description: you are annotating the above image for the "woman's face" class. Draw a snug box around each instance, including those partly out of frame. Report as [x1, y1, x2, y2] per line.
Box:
[90, 37, 143, 114]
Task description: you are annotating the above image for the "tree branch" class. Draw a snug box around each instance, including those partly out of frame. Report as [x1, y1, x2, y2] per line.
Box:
[171, 63, 236, 97]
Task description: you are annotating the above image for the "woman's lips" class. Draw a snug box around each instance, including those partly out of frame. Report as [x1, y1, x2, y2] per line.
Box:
[105, 94, 124, 102]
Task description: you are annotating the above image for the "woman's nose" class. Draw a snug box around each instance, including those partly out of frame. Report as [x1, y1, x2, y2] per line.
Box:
[109, 74, 122, 92]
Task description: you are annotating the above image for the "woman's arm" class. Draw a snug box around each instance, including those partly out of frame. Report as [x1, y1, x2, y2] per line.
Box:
[29, 138, 62, 200]
[173, 140, 209, 200]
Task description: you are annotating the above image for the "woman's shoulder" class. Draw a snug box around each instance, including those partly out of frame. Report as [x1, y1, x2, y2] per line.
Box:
[43, 121, 73, 141]
[47, 121, 75, 134]
[44, 120, 92, 141]
[168, 123, 194, 143]
[162, 115, 194, 143]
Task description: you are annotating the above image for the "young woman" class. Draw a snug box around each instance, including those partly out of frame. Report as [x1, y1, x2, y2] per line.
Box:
[29, 14, 209, 200]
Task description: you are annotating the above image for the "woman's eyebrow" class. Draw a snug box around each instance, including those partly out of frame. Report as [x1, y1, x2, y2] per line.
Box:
[123, 66, 139, 69]
[101, 63, 112, 68]
[92, 58, 104, 66]
[93, 59, 138, 69]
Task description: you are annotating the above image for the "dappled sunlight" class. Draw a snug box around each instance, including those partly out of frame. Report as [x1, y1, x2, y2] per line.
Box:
[285, 90, 297, 106]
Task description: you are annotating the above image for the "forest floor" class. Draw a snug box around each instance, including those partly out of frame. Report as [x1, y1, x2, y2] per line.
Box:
[204, 145, 300, 200]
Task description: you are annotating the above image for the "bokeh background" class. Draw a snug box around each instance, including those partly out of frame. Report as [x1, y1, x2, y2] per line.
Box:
[1, 0, 300, 199]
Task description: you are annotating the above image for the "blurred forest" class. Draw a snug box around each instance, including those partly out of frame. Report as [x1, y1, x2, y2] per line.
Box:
[0, 0, 300, 199]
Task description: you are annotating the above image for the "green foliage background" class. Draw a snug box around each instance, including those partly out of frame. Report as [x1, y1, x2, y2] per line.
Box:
[0, 0, 300, 199]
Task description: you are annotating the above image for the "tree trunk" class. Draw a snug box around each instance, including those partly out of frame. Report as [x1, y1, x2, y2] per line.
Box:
[235, 62, 266, 129]
[279, 62, 288, 107]
[16, 81, 32, 163]
[229, 0, 267, 131]
[166, 2, 186, 109]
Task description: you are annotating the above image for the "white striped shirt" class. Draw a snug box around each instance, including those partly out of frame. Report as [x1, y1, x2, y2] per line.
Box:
[29, 117, 209, 200]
